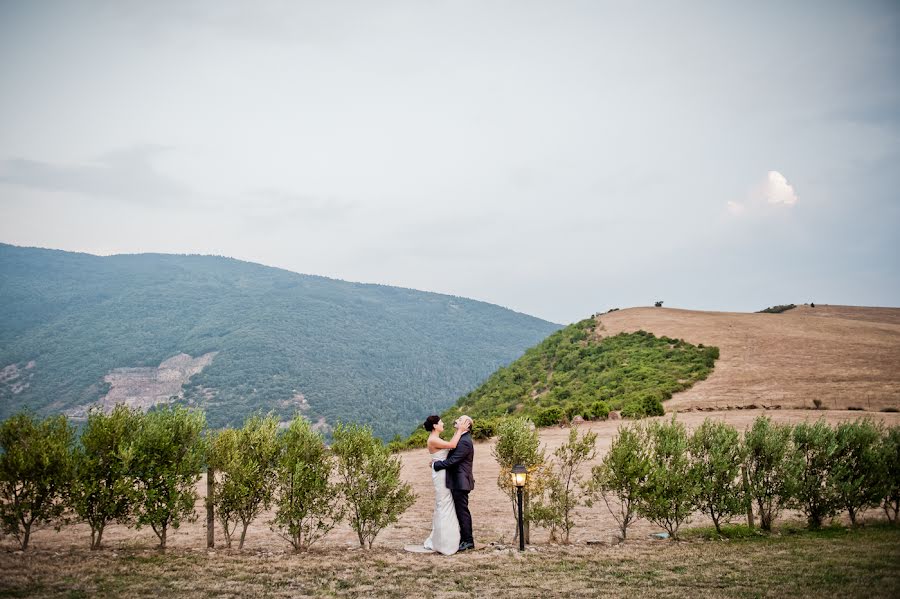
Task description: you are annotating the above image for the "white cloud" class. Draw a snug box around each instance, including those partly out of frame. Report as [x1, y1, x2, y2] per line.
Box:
[728, 171, 799, 215]
[764, 170, 799, 205]
[727, 200, 746, 216]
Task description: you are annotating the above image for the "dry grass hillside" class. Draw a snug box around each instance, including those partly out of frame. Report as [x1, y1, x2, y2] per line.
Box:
[596, 305, 900, 412]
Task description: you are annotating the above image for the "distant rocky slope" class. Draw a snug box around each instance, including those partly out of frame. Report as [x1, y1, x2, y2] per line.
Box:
[0, 243, 560, 438]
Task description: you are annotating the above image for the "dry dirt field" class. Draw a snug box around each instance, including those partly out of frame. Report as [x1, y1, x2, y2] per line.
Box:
[597, 305, 900, 412]
[3, 411, 900, 598]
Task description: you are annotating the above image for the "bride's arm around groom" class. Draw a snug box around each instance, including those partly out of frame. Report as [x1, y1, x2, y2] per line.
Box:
[432, 416, 476, 551]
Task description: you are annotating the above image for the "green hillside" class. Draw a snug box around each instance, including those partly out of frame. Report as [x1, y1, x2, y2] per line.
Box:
[0, 244, 560, 439]
[426, 317, 719, 436]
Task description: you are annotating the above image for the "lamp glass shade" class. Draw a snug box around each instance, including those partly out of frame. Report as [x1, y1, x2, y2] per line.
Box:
[511, 464, 527, 488]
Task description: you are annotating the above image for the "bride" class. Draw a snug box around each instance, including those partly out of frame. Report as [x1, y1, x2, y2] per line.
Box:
[422, 415, 467, 555]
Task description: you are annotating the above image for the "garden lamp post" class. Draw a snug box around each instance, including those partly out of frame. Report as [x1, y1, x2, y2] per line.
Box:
[511, 464, 527, 551]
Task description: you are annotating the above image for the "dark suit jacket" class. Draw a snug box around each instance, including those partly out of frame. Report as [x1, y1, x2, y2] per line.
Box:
[432, 432, 474, 491]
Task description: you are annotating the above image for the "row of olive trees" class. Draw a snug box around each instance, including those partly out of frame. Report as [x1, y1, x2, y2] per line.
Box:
[493, 416, 900, 543]
[594, 416, 900, 540]
[0, 406, 415, 552]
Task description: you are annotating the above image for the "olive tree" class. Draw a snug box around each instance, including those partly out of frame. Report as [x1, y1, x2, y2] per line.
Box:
[0, 413, 74, 550]
[588, 424, 649, 540]
[790, 420, 839, 529]
[70, 405, 140, 549]
[636, 418, 695, 539]
[689, 419, 744, 534]
[271, 416, 344, 552]
[208, 428, 241, 547]
[130, 406, 206, 550]
[743, 416, 793, 531]
[832, 419, 885, 526]
[331, 422, 415, 549]
[209, 414, 279, 549]
[491, 416, 548, 543]
[880, 426, 900, 523]
[531, 426, 597, 543]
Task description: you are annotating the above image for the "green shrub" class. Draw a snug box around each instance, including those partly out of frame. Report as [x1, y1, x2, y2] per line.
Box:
[621, 394, 665, 419]
[387, 428, 429, 452]
[535, 407, 563, 427]
[757, 304, 797, 314]
[585, 401, 610, 421]
[470, 417, 499, 440]
[563, 402, 585, 421]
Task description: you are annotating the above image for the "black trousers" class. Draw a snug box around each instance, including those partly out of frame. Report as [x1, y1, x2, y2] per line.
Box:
[451, 489, 473, 545]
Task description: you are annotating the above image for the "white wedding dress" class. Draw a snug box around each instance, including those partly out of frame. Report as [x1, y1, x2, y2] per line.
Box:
[423, 449, 461, 555]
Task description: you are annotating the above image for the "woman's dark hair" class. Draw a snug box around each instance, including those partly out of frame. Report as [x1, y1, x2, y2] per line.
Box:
[423, 415, 441, 432]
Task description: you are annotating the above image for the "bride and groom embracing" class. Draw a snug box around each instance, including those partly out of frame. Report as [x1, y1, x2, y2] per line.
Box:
[423, 414, 475, 555]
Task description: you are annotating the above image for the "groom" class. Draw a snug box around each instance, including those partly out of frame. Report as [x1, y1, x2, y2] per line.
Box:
[432, 415, 475, 552]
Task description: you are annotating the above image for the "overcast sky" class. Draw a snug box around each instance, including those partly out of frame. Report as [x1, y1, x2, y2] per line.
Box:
[1, 1, 898, 323]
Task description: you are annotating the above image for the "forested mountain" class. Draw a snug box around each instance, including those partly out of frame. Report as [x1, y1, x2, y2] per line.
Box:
[0, 244, 560, 439]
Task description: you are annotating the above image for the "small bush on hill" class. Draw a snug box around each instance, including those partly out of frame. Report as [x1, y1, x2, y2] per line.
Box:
[387, 428, 429, 453]
[470, 417, 499, 441]
[534, 407, 563, 427]
[584, 401, 610, 421]
[621, 394, 665, 419]
[757, 304, 797, 314]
